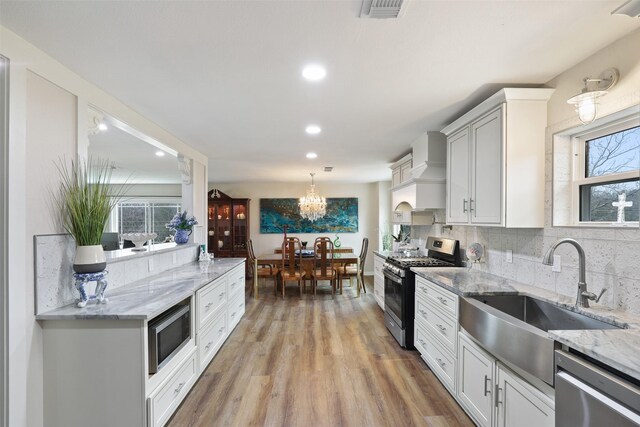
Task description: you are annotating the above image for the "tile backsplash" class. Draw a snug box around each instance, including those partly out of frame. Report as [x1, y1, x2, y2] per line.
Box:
[411, 222, 640, 315]
[34, 234, 199, 315]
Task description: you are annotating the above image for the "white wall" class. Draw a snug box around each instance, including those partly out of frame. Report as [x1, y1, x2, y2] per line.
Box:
[118, 184, 182, 198]
[211, 181, 379, 273]
[414, 28, 640, 315]
[0, 26, 207, 427]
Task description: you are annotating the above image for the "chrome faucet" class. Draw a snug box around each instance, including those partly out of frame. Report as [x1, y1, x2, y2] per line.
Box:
[542, 238, 606, 308]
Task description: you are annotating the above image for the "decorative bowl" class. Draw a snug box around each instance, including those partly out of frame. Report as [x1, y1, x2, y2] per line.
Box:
[121, 233, 157, 251]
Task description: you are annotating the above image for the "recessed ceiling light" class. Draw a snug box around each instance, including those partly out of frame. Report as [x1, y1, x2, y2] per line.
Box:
[305, 125, 322, 135]
[155, 151, 165, 157]
[306, 152, 318, 159]
[302, 64, 326, 81]
[98, 123, 108, 131]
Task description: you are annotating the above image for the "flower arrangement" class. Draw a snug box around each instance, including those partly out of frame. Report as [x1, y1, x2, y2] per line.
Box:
[166, 210, 198, 231]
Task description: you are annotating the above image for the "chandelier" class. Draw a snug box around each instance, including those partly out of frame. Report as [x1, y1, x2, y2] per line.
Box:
[299, 173, 327, 222]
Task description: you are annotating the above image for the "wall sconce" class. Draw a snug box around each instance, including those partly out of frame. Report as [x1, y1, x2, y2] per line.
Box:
[567, 68, 619, 124]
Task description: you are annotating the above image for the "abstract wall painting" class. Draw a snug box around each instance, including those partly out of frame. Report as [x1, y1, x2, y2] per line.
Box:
[260, 198, 358, 233]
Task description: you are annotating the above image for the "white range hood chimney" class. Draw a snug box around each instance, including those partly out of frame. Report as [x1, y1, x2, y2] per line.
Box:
[391, 131, 446, 223]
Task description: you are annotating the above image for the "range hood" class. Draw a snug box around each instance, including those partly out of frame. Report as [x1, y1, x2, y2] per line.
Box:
[391, 131, 446, 224]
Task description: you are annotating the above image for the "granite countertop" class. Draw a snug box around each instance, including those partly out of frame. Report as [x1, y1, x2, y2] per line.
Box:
[36, 258, 245, 321]
[412, 267, 640, 381]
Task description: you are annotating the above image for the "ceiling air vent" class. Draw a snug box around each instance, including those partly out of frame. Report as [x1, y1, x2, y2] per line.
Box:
[360, 0, 408, 19]
[324, 166, 334, 172]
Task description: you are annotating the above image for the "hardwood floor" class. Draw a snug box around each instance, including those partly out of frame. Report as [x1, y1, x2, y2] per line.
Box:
[167, 277, 473, 427]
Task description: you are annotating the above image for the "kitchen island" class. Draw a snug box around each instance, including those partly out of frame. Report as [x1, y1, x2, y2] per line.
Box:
[38, 258, 246, 427]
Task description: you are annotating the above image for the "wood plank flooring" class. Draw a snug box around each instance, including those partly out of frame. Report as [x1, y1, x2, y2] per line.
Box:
[167, 277, 473, 427]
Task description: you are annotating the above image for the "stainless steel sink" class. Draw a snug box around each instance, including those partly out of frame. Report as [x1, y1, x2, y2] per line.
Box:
[459, 295, 624, 386]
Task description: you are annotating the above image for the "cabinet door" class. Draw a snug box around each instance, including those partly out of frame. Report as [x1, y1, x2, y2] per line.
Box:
[400, 160, 412, 183]
[470, 108, 503, 224]
[496, 364, 554, 427]
[392, 168, 401, 187]
[447, 127, 470, 224]
[458, 332, 494, 427]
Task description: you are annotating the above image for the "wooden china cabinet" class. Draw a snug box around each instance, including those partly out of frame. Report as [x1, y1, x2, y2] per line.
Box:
[207, 189, 250, 265]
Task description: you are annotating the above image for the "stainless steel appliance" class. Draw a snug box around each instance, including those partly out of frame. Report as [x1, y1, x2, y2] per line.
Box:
[383, 236, 461, 349]
[555, 350, 640, 426]
[148, 302, 191, 374]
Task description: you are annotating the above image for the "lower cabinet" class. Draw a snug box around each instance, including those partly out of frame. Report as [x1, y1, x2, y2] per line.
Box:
[458, 332, 495, 427]
[495, 363, 554, 427]
[458, 331, 555, 427]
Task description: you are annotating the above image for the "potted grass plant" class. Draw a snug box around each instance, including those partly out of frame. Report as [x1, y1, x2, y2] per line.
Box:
[55, 158, 128, 273]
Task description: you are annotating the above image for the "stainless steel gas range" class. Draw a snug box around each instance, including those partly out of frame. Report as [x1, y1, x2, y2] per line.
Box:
[383, 236, 461, 349]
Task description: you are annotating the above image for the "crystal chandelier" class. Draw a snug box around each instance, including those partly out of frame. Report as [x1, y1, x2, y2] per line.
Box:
[299, 173, 327, 222]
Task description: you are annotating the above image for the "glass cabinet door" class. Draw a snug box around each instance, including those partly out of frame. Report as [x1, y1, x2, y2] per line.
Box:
[233, 203, 247, 251]
[216, 204, 232, 253]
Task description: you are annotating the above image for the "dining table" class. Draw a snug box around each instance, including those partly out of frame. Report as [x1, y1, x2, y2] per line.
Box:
[253, 250, 362, 298]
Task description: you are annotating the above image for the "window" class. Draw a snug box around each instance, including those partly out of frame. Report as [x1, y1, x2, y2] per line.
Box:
[109, 199, 181, 243]
[573, 118, 640, 224]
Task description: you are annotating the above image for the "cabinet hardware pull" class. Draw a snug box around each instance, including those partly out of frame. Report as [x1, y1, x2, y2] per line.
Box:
[205, 341, 213, 350]
[419, 309, 427, 316]
[495, 385, 503, 407]
[463, 199, 468, 213]
[421, 287, 428, 293]
[436, 324, 446, 332]
[218, 326, 225, 333]
[175, 382, 186, 394]
[231, 312, 236, 317]
[238, 303, 243, 308]
[469, 198, 475, 212]
[419, 339, 426, 346]
[219, 292, 225, 298]
[205, 302, 213, 310]
[435, 357, 446, 368]
[436, 296, 448, 305]
[484, 375, 491, 396]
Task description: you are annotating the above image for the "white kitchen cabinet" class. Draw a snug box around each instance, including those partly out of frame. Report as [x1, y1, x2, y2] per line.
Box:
[447, 127, 470, 223]
[41, 261, 246, 427]
[458, 332, 495, 427]
[496, 363, 554, 427]
[414, 277, 459, 395]
[373, 253, 385, 310]
[390, 154, 412, 189]
[443, 88, 554, 227]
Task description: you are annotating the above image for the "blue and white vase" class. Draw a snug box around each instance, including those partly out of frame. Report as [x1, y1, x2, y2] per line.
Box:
[174, 228, 192, 244]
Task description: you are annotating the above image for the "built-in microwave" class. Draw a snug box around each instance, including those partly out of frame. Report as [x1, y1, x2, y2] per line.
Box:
[148, 301, 191, 374]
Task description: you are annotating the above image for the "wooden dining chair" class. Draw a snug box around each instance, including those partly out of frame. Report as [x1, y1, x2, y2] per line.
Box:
[280, 237, 304, 298]
[247, 239, 278, 296]
[312, 237, 337, 296]
[338, 237, 368, 294]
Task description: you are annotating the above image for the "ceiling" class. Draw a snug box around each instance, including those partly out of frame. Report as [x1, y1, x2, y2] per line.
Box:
[2, 1, 639, 183]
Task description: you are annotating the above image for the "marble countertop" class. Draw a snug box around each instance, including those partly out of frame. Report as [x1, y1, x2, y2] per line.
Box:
[36, 258, 245, 321]
[373, 250, 394, 258]
[104, 242, 198, 264]
[412, 267, 640, 381]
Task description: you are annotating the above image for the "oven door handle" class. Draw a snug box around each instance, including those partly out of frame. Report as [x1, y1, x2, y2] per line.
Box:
[383, 270, 403, 284]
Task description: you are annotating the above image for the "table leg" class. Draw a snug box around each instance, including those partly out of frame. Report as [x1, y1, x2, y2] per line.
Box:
[254, 257, 259, 298]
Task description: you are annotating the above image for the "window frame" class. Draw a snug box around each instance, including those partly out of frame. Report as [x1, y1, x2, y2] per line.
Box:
[570, 115, 640, 226]
[108, 197, 182, 242]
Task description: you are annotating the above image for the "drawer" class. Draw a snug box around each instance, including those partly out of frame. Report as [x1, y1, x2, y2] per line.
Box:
[198, 310, 227, 372]
[415, 296, 457, 353]
[227, 265, 245, 300]
[415, 277, 458, 317]
[374, 287, 384, 310]
[148, 347, 197, 427]
[227, 292, 245, 331]
[373, 257, 385, 276]
[415, 324, 456, 393]
[197, 279, 227, 329]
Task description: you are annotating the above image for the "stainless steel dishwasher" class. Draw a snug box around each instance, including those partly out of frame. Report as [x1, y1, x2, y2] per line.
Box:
[555, 350, 640, 426]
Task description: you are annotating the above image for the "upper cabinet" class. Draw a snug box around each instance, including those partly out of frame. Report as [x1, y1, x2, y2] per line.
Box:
[442, 88, 554, 228]
[391, 154, 412, 188]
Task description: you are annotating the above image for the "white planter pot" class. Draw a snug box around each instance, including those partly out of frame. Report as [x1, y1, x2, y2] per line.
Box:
[74, 245, 107, 273]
